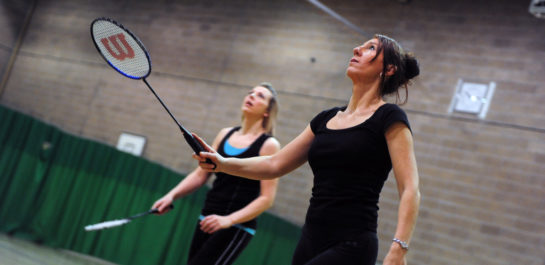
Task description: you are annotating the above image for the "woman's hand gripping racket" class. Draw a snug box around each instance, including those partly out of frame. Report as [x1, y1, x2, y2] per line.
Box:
[84, 205, 174, 231]
[90, 18, 213, 166]
[191, 133, 225, 172]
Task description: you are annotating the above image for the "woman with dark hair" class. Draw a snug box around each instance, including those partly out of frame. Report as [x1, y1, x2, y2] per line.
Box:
[194, 34, 420, 265]
[152, 82, 280, 265]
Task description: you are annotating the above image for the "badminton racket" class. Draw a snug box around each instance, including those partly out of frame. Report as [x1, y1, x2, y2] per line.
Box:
[90, 17, 211, 160]
[84, 205, 173, 231]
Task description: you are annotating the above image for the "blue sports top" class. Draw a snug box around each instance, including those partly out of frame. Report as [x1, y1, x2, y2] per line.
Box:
[223, 140, 249, 156]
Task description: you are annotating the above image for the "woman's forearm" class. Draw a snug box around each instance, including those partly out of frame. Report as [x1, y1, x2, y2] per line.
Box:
[227, 195, 274, 225]
[222, 155, 281, 180]
[167, 169, 209, 200]
[393, 187, 420, 244]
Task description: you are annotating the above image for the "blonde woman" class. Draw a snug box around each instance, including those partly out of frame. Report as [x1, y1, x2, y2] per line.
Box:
[153, 83, 280, 265]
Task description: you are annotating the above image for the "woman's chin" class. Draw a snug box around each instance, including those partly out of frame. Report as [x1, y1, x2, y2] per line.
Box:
[241, 105, 251, 112]
[241, 108, 255, 116]
[345, 69, 358, 81]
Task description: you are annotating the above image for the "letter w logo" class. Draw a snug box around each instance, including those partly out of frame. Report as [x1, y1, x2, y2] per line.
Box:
[101, 33, 135, 60]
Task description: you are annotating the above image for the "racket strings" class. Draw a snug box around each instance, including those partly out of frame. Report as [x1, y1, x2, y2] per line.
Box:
[84, 218, 131, 231]
[92, 19, 150, 79]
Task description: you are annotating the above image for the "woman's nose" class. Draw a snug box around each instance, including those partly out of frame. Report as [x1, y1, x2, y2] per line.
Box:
[353, 46, 361, 56]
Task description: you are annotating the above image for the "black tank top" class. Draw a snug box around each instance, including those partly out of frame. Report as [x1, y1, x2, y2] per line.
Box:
[202, 127, 271, 228]
[306, 104, 411, 240]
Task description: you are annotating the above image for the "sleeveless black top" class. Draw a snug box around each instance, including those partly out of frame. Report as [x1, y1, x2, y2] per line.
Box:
[305, 103, 411, 240]
[202, 127, 271, 229]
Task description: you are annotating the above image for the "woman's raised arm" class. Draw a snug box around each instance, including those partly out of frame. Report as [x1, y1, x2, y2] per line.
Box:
[194, 125, 315, 180]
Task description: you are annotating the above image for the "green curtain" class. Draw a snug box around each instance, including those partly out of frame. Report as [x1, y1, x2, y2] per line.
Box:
[0, 105, 300, 265]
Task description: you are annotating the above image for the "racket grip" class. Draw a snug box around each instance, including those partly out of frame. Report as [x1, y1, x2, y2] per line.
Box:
[152, 204, 174, 214]
[184, 132, 205, 153]
[183, 133, 215, 165]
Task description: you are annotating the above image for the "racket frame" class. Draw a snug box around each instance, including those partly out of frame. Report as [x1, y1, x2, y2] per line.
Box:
[90, 17, 206, 155]
[90, 17, 152, 80]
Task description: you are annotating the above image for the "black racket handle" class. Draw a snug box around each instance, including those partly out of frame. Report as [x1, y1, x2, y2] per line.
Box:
[183, 133, 215, 166]
[150, 204, 174, 215]
[183, 132, 205, 154]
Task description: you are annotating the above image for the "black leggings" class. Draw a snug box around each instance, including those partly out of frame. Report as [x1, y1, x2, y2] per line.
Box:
[187, 223, 253, 265]
[291, 228, 378, 265]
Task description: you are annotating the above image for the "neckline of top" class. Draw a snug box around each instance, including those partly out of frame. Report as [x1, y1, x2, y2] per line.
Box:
[324, 103, 389, 131]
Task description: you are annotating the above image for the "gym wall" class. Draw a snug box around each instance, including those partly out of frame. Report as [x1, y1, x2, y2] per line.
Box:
[1, 0, 544, 264]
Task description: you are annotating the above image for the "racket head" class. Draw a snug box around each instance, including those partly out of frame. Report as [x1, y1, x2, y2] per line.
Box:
[90, 17, 151, 79]
[84, 218, 131, 231]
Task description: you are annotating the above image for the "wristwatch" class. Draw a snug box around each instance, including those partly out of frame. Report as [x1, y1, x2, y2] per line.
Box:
[392, 238, 409, 250]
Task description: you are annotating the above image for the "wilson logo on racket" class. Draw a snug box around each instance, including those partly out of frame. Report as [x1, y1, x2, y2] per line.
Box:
[101, 33, 135, 60]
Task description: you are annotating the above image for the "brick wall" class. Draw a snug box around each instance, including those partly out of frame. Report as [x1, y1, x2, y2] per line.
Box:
[1, 0, 544, 264]
[0, 0, 32, 90]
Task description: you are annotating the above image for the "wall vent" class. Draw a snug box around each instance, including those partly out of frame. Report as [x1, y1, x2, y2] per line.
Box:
[448, 79, 495, 119]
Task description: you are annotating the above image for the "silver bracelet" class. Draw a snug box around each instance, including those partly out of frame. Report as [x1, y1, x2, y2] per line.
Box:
[392, 238, 409, 250]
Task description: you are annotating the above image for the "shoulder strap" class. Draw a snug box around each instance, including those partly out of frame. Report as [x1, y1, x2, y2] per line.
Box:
[224, 126, 240, 140]
[217, 127, 241, 156]
[243, 133, 271, 157]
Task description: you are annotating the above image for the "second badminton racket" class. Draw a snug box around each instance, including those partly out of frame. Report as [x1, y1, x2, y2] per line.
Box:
[84, 205, 174, 231]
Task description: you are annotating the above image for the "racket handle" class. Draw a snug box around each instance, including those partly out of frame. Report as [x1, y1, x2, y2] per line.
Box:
[184, 132, 205, 154]
[183, 133, 215, 165]
[151, 204, 174, 214]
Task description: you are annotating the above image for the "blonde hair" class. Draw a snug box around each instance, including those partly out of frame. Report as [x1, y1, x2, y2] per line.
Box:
[259, 82, 279, 136]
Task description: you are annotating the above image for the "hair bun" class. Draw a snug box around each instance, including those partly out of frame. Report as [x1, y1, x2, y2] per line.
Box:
[404, 54, 420, 80]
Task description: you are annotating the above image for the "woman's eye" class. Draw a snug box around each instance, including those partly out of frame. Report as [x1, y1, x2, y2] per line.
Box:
[369, 46, 375, 50]
[258, 93, 265, 99]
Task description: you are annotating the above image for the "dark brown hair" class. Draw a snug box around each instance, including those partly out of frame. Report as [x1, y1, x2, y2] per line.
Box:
[373, 34, 420, 104]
